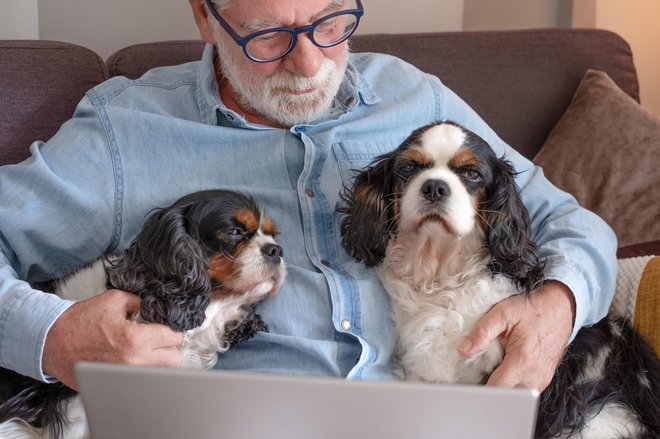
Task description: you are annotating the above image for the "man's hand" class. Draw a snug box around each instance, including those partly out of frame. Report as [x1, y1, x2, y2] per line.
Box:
[458, 281, 575, 391]
[43, 289, 184, 390]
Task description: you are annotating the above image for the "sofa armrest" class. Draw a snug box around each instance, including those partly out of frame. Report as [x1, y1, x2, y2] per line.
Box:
[617, 240, 660, 258]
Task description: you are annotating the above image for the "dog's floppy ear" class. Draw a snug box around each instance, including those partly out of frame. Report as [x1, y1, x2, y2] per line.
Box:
[339, 156, 395, 267]
[107, 204, 211, 331]
[481, 158, 544, 293]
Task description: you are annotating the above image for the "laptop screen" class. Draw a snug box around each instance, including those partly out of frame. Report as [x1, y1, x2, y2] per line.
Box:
[76, 362, 539, 439]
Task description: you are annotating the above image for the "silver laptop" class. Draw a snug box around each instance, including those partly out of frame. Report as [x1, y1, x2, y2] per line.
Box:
[76, 361, 539, 439]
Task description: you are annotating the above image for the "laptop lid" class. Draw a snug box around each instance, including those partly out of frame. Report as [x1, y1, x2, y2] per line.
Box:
[76, 361, 539, 439]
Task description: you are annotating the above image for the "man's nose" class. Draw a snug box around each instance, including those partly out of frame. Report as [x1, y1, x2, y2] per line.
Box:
[282, 34, 325, 77]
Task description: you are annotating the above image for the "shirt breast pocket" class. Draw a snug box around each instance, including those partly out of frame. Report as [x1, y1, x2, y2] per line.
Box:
[332, 141, 395, 189]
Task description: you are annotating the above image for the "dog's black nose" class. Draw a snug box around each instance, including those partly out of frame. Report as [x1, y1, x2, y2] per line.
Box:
[421, 179, 450, 202]
[261, 243, 283, 263]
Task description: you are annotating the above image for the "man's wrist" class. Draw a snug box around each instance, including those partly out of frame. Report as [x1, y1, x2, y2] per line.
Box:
[542, 280, 576, 329]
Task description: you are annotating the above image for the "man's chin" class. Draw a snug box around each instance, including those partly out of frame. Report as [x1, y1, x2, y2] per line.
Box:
[259, 98, 332, 127]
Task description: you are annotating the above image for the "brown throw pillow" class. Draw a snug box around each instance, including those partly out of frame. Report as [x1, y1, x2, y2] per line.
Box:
[533, 69, 660, 247]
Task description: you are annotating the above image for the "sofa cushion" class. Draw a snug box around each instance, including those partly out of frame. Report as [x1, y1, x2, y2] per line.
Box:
[534, 69, 660, 247]
[106, 40, 205, 80]
[0, 41, 108, 166]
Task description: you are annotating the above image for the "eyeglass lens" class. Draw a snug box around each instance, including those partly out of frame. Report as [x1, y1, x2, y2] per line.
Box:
[245, 13, 359, 61]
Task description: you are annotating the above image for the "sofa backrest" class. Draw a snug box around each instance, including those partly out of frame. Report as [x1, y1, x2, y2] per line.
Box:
[0, 41, 108, 166]
[105, 28, 638, 159]
[352, 29, 638, 158]
[0, 29, 638, 166]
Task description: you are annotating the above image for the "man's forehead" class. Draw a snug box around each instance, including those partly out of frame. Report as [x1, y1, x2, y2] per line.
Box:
[228, 0, 347, 29]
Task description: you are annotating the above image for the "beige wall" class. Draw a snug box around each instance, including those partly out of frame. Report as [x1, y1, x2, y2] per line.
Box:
[0, 0, 39, 39]
[38, 0, 200, 59]
[36, 0, 463, 60]
[463, 0, 565, 30]
[356, 0, 463, 35]
[574, 0, 660, 118]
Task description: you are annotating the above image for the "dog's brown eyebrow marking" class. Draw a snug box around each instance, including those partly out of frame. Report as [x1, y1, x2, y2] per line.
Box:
[450, 147, 480, 168]
[262, 217, 278, 236]
[402, 146, 432, 165]
[235, 209, 259, 232]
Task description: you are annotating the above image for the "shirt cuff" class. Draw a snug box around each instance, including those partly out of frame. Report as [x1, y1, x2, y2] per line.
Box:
[0, 287, 74, 382]
[542, 255, 592, 342]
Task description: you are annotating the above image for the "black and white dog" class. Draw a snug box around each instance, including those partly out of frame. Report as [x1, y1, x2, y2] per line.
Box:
[339, 121, 660, 439]
[0, 189, 286, 439]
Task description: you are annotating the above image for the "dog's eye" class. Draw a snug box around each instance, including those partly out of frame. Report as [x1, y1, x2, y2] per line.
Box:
[228, 227, 243, 236]
[462, 169, 482, 182]
[398, 164, 418, 176]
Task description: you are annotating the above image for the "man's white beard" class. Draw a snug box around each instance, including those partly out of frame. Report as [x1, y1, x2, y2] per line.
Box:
[215, 42, 348, 127]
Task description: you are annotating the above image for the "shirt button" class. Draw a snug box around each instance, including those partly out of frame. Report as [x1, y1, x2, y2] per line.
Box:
[341, 320, 351, 331]
[304, 188, 314, 197]
[320, 259, 331, 267]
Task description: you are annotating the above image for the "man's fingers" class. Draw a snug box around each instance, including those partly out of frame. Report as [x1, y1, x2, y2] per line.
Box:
[44, 289, 185, 388]
[112, 289, 184, 348]
[109, 289, 141, 315]
[487, 351, 554, 390]
[458, 307, 508, 356]
[144, 346, 185, 368]
[140, 323, 184, 349]
[456, 284, 574, 391]
[486, 354, 522, 388]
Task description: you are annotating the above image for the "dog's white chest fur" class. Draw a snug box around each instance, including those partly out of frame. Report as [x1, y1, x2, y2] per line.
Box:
[378, 230, 518, 384]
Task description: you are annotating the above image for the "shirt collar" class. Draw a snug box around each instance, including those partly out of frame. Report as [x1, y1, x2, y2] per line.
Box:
[196, 44, 381, 128]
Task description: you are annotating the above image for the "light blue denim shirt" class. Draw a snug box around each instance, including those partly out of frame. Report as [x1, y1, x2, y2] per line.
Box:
[0, 44, 617, 382]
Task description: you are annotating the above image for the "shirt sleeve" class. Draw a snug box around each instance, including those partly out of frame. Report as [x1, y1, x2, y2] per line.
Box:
[0, 95, 117, 381]
[431, 75, 618, 339]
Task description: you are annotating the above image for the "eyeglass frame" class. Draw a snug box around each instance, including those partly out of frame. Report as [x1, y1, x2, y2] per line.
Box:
[204, 0, 364, 63]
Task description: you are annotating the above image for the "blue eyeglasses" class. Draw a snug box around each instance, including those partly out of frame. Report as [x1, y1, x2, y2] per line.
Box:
[205, 0, 364, 63]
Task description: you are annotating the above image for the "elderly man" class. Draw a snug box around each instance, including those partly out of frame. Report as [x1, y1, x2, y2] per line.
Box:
[0, 0, 616, 393]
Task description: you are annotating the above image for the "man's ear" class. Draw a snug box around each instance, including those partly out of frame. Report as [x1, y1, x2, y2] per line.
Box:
[189, 0, 217, 44]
